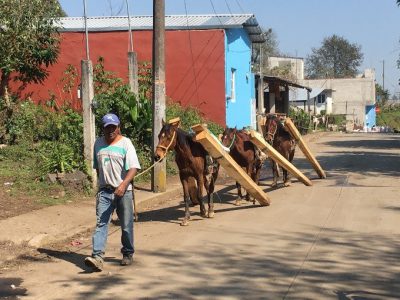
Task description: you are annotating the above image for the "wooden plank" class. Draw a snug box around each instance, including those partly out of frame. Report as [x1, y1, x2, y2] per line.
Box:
[284, 118, 327, 179]
[192, 125, 271, 206]
[249, 130, 312, 186]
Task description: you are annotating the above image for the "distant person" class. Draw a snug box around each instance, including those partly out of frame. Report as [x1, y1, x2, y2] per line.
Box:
[85, 113, 141, 272]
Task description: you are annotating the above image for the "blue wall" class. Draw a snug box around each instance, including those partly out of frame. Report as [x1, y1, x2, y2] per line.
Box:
[225, 28, 254, 128]
[365, 105, 376, 128]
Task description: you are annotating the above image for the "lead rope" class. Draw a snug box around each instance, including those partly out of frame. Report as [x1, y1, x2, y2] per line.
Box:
[134, 131, 176, 179]
[131, 131, 176, 221]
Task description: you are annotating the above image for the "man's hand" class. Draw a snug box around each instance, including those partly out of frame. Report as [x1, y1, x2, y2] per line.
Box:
[114, 182, 128, 197]
[114, 168, 137, 197]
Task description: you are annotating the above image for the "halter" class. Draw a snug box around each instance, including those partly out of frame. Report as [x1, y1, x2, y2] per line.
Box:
[266, 118, 278, 144]
[156, 130, 176, 158]
[227, 132, 236, 149]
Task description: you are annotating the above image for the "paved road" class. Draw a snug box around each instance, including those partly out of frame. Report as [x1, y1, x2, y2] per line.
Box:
[2, 132, 400, 299]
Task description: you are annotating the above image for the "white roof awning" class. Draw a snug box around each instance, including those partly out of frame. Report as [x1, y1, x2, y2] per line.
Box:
[57, 14, 266, 43]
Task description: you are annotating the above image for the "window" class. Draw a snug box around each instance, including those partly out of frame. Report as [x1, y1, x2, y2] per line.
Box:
[317, 93, 326, 104]
[230, 68, 236, 102]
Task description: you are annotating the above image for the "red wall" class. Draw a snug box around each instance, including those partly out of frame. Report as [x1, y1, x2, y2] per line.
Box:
[9, 29, 226, 125]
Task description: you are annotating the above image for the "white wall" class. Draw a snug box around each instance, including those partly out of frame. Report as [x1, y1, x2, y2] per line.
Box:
[268, 56, 304, 80]
[300, 70, 375, 126]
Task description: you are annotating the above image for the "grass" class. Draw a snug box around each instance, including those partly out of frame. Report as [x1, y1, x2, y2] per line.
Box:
[376, 107, 400, 130]
[0, 144, 78, 206]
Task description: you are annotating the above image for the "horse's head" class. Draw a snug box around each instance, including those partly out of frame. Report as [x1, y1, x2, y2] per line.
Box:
[264, 114, 279, 144]
[221, 127, 237, 149]
[154, 120, 178, 162]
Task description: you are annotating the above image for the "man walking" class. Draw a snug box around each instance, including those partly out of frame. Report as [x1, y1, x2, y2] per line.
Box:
[85, 113, 141, 272]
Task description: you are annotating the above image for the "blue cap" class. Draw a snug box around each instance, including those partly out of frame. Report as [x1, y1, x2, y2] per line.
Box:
[102, 113, 120, 127]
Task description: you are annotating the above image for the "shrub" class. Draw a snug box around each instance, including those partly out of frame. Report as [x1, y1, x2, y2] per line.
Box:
[289, 107, 311, 134]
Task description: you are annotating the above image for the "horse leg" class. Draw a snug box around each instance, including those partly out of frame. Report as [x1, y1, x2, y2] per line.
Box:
[235, 181, 243, 206]
[251, 162, 261, 205]
[204, 176, 215, 218]
[180, 177, 191, 226]
[284, 149, 295, 186]
[271, 159, 278, 187]
[244, 164, 253, 202]
[196, 176, 207, 218]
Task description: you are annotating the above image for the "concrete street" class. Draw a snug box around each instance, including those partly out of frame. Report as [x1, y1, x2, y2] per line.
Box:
[1, 132, 399, 299]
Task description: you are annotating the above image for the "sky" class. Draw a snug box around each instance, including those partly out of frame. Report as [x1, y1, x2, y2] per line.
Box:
[59, 0, 400, 97]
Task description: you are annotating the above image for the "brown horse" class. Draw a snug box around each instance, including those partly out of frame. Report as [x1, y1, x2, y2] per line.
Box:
[221, 127, 263, 205]
[264, 114, 296, 187]
[154, 121, 219, 226]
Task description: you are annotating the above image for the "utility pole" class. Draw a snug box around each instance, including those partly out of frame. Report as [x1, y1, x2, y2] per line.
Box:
[81, 0, 96, 188]
[382, 60, 385, 92]
[151, 0, 166, 192]
[126, 0, 138, 94]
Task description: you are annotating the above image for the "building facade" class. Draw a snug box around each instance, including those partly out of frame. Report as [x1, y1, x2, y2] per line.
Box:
[8, 14, 264, 128]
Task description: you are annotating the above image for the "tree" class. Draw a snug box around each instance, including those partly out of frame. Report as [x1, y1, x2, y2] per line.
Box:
[375, 83, 390, 107]
[0, 0, 64, 97]
[252, 28, 280, 74]
[305, 34, 363, 79]
[398, 1, 400, 69]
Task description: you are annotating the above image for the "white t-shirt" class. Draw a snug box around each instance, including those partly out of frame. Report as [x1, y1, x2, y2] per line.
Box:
[93, 136, 141, 191]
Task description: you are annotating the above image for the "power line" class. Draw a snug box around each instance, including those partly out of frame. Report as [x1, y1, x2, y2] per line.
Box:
[183, 0, 200, 103]
[234, 0, 246, 13]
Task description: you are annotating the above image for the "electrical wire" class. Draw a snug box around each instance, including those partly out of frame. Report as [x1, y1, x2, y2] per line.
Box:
[183, 0, 200, 104]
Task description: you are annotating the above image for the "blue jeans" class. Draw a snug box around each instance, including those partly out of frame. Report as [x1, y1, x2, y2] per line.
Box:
[92, 188, 134, 258]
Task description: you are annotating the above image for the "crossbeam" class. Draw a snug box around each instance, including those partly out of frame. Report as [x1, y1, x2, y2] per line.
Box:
[249, 130, 312, 186]
[192, 124, 271, 206]
[284, 118, 326, 179]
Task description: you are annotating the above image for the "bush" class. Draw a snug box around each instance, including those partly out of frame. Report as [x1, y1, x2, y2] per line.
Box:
[166, 102, 223, 135]
[289, 107, 311, 134]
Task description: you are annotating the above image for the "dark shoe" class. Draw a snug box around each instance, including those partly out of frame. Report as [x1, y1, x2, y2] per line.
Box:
[84, 256, 104, 272]
[120, 255, 133, 266]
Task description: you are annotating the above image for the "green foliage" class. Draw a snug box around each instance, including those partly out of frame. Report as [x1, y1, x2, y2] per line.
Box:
[39, 141, 78, 174]
[252, 28, 280, 73]
[93, 57, 124, 94]
[305, 35, 363, 79]
[328, 114, 346, 125]
[377, 106, 400, 130]
[289, 107, 311, 134]
[94, 84, 153, 145]
[166, 102, 223, 135]
[375, 83, 390, 107]
[0, 0, 63, 96]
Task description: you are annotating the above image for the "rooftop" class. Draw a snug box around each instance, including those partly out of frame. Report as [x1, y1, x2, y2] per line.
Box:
[58, 14, 266, 43]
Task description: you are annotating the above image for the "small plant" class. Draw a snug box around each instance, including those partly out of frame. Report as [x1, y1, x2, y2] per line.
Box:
[289, 107, 311, 134]
[38, 141, 78, 175]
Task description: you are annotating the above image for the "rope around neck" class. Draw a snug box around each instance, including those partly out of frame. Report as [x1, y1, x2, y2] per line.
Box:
[135, 130, 176, 178]
[227, 132, 236, 149]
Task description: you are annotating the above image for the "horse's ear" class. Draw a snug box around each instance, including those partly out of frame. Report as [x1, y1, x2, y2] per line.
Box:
[162, 119, 166, 126]
[218, 133, 223, 141]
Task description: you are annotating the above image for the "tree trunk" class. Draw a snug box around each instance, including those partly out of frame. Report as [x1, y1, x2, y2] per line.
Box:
[0, 72, 10, 98]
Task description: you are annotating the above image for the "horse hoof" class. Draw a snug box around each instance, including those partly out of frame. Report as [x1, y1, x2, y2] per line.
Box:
[208, 211, 215, 218]
[200, 212, 207, 218]
[180, 220, 189, 226]
[271, 182, 278, 188]
[234, 199, 242, 206]
[284, 181, 291, 187]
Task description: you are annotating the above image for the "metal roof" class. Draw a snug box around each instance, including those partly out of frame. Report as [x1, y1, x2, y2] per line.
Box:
[57, 14, 266, 43]
[256, 75, 312, 92]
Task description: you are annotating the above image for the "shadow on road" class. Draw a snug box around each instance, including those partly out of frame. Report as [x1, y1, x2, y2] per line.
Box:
[36, 226, 400, 299]
[0, 278, 27, 299]
[37, 248, 90, 273]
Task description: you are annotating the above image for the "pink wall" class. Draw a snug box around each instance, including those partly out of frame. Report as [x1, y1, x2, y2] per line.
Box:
[9, 29, 226, 125]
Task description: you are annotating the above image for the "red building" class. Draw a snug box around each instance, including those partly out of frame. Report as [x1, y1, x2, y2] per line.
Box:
[9, 15, 264, 126]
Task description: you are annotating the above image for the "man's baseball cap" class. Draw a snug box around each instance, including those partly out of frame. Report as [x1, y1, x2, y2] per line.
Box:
[102, 113, 120, 127]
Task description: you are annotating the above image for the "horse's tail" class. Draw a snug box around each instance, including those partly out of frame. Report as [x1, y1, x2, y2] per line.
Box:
[188, 176, 199, 206]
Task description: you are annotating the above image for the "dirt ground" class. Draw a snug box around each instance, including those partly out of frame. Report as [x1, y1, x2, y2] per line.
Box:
[1, 132, 399, 299]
